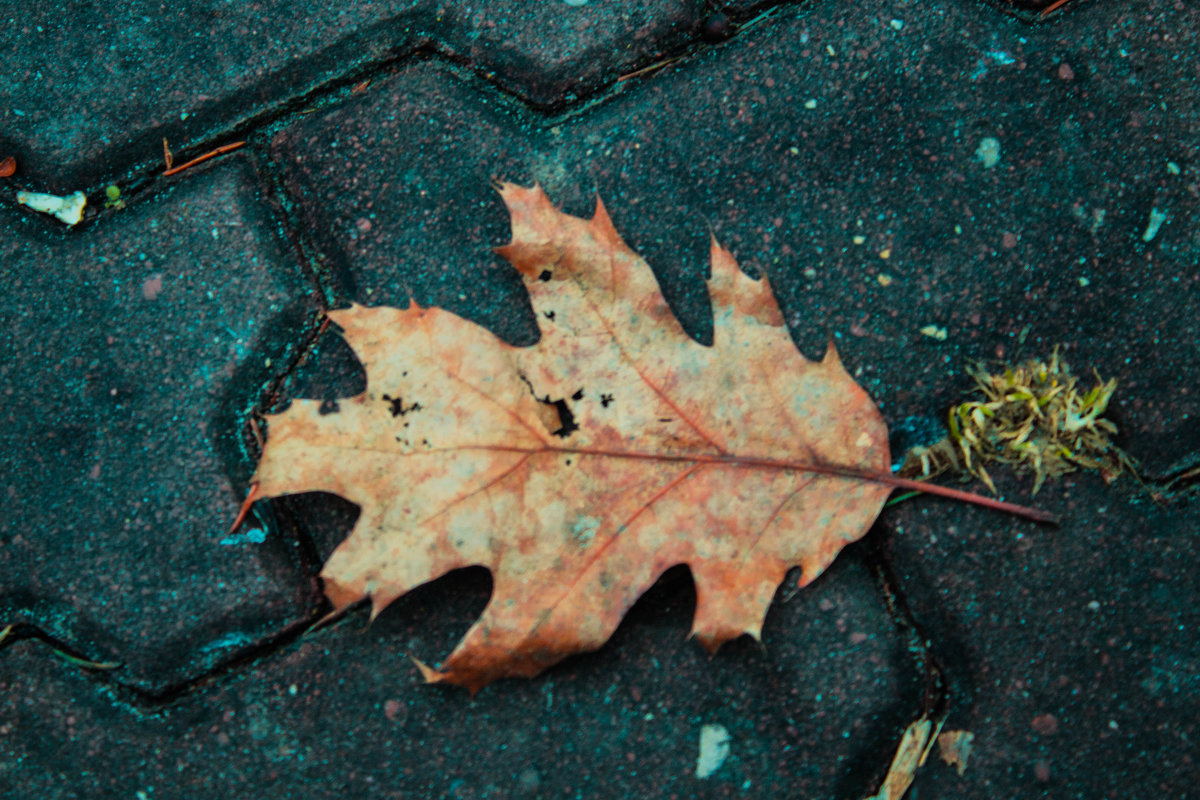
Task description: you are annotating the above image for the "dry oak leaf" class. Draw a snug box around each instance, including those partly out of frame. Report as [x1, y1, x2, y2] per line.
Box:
[250, 183, 1038, 692]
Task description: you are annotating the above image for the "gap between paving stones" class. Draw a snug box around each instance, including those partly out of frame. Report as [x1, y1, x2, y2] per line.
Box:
[2, 2, 758, 195]
[4, 12, 1192, 800]
[2, 0, 1193, 699]
[0, 0, 1058, 219]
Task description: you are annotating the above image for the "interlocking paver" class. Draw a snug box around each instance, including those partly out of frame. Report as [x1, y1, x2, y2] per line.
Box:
[0, 556, 908, 798]
[269, 0, 1198, 472]
[891, 474, 1200, 797]
[0, 158, 320, 693]
[1, 0, 702, 189]
[1, 0, 1198, 796]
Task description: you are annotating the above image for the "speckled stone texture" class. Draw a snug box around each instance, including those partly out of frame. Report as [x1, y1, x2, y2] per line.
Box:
[0, 158, 320, 693]
[269, 0, 1198, 470]
[890, 473, 1199, 798]
[1, 0, 1198, 796]
[0, 0, 703, 188]
[1, 557, 912, 798]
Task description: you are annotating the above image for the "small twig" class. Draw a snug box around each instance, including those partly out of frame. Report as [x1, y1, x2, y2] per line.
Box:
[303, 603, 358, 636]
[162, 138, 174, 171]
[52, 649, 122, 671]
[163, 141, 246, 176]
[1039, 0, 1073, 19]
[618, 56, 684, 82]
[884, 490, 923, 508]
[738, 7, 777, 32]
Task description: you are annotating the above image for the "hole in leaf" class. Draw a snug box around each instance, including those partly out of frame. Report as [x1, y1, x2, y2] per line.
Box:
[519, 372, 579, 438]
[546, 398, 578, 438]
[382, 393, 421, 417]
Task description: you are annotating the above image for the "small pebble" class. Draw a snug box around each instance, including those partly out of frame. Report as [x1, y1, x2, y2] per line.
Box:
[696, 724, 732, 779]
[1031, 713, 1059, 735]
[1142, 207, 1168, 241]
[920, 325, 947, 341]
[975, 137, 1001, 168]
[702, 12, 732, 42]
[141, 273, 164, 301]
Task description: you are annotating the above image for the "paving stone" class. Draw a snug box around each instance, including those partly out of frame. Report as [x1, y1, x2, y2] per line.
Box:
[889, 472, 1199, 798]
[269, 0, 1199, 478]
[0, 157, 320, 694]
[0, 0, 1197, 796]
[0, 553, 912, 798]
[0, 0, 703, 190]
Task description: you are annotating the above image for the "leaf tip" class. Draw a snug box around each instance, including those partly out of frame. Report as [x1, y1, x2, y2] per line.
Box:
[822, 338, 844, 371]
[689, 629, 723, 655]
[321, 575, 365, 613]
[411, 654, 443, 684]
[324, 303, 362, 329]
[706, 238, 784, 328]
[410, 657, 488, 696]
[227, 483, 261, 534]
[494, 179, 551, 213]
[588, 193, 622, 245]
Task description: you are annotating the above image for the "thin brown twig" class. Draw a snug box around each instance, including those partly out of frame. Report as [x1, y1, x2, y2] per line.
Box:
[163, 141, 246, 176]
[1039, 0, 1073, 19]
[618, 56, 684, 83]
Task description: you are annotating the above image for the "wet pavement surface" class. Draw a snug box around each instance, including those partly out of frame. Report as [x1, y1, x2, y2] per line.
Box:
[2, 0, 1197, 797]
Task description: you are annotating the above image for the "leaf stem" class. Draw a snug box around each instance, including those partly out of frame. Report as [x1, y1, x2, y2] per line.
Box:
[481, 445, 1058, 524]
[704, 453, 1059, 523]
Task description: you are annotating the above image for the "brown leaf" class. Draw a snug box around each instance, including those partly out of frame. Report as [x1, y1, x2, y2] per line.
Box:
[253, 183, 896, 691]
[0, 156, 15, 177]
[937, 729, 975, 776]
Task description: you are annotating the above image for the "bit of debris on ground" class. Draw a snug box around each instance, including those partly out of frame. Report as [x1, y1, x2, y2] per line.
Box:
[900, 348, 1137, 494]
[16, 189, 87, 226]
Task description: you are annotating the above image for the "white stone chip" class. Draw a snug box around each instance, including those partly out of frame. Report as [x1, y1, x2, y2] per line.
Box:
[16, 190, 87, 226]
[1142, 207, 1168, 242]
[695, 724, 732, 779]
[974, 137, 1001, 168]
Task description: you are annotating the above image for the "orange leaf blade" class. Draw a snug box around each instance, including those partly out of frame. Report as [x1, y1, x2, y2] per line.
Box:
[254, 185, 892, 690]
